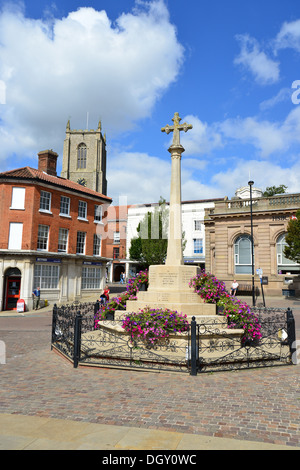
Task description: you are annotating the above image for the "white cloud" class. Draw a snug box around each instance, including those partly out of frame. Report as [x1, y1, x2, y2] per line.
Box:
[219, 106, 300, 157]
[107, 151, 171, 205]
[0, 1, 184, 163]
[234, 34, 280, 85]
[180, 115, 223, 155]
[259, 87, 291, 111]
[212, 159, 300, 197]
[274, 19, 300, 52]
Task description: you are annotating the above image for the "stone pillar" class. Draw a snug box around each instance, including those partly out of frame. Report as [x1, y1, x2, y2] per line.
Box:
[166, 144, 185, 266]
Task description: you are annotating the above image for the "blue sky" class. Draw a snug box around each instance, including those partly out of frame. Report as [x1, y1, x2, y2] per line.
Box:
[1, 0, 300, 204]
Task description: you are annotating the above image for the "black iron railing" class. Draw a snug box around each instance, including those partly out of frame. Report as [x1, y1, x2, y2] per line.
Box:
[51, 303, 297, 375]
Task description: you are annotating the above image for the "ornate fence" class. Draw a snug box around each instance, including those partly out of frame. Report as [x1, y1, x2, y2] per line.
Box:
[51, 303, 297, 375]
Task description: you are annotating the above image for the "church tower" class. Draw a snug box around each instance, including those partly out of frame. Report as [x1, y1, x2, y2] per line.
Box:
[61, 120, 107, 195]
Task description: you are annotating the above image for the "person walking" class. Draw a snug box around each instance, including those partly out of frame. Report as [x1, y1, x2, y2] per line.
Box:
[32, 287, 41, 310]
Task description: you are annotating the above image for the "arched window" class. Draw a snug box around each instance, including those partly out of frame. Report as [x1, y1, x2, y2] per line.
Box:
[234, 235, 253, 274]
[276, 233, 300, 274]
[77, 143, 87, 169]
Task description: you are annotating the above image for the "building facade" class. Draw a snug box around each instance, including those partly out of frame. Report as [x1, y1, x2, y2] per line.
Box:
[125, 198, 222, 276]
[105, 205, 129, 283]
[61, 120, 107, 195]
[0, 150, 112, 311]
[204, 187, 300, 297]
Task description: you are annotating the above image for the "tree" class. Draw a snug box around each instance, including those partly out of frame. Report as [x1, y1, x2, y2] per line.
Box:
[129, 196, 187, 268]
[134, 197, 169, 267]
[283, 210, 300, 264]
[128, 236, 146, 268]
[263, 184, 287, 197]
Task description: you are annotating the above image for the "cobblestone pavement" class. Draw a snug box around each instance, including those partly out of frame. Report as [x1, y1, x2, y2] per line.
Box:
[1, 297, 300, 448]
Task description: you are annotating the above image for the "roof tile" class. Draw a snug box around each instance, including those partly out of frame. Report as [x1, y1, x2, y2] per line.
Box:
[0, 166, 112, 201]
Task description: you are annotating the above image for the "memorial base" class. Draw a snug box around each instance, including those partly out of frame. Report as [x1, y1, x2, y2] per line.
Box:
[126, 264, 216, 316]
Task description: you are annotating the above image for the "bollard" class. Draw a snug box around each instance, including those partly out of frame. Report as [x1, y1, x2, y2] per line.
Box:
[51, 304, 58, 350]
[73, 311, 82, 368]
[190, 316, 197, 376]
[286, 308, 297, 365]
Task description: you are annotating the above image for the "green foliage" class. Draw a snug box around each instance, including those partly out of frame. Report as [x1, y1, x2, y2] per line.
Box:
[129, 196, 187, 268]
[284, 210, 300, 264]
[189, 270, 262, 343]
[122, 307, 189, 346]
[263, 184, 287, 197]
[94, 270, 148, 325]
[129, 197, 168, 267]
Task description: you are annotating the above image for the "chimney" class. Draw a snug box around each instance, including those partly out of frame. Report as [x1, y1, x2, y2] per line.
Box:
[38, 150, 58, 176]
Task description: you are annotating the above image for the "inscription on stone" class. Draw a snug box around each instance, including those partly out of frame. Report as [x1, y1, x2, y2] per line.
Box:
[159, 272, 178, 287]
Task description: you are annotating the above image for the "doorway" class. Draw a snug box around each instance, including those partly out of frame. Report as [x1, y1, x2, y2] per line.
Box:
[4, 268, 22, 310]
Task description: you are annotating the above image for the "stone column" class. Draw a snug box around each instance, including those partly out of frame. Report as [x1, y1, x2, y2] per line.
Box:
[166, 144, 185, 266]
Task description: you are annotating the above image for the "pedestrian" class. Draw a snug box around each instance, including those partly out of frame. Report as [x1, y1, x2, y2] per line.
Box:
[103, 285, 110, 303]
[230, 280, 239, 296]
[32, 286, 41, 310]
[120, 272, 125, 284]
[99, 291, 106, 305]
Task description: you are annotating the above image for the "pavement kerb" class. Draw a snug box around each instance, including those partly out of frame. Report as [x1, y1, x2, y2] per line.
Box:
[1, 413, 300, 450]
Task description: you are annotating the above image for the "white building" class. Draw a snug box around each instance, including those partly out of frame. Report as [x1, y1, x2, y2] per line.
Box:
[126, 198, 222, 274]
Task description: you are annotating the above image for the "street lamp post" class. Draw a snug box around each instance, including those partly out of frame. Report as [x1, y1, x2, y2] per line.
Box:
[248, 180, 256, 306]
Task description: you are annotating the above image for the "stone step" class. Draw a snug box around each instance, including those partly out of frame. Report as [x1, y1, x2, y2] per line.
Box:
[125, 300, 216, 316]
[94, 320, 244, 342]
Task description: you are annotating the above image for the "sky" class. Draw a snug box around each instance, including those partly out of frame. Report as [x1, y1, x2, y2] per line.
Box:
[1, 0, 300, 205]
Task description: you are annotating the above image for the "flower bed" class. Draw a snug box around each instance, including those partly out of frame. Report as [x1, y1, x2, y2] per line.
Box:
[189, 269, 262, 344]
[122, 307, 189, 346]
[95, 268, 262, 345]
[94, 270, 148, 328]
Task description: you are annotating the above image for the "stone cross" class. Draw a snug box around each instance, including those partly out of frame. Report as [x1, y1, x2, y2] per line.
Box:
[161, 112, 193, 147]
[161, 112, 193, 266]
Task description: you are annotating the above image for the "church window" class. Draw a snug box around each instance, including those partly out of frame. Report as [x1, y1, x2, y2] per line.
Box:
[77, 143, 87, 169]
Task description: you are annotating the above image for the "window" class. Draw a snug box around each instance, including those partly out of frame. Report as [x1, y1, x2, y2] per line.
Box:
[10, 187, 25, 209]
[94, 205, 102, 222]
[82, 267, 101, 289]
[76, 231, 86, 254]
[58, 228, 68, 252]
[194, 220, 202, 231]
[78, 200, 87, 220]
[114, 232, 120, 244]
[39, 191, 51, 212]
[34, 264, 59, 289]
[93, 234, 101, 256]
[60, 196, 70, 216]
[77, 143, 87, 169]
[113, 247, 119, 259]
[234, 235, 253, 274]
[277, 234, 300, 273]
[193, 238, 203, 254]
[37, 225, 49, 251]
[8, 223, 23, 249]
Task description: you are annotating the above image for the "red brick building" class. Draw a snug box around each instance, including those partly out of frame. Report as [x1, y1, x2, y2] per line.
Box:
[0, 150, 112, 310]
[105, 205, 130, 282]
